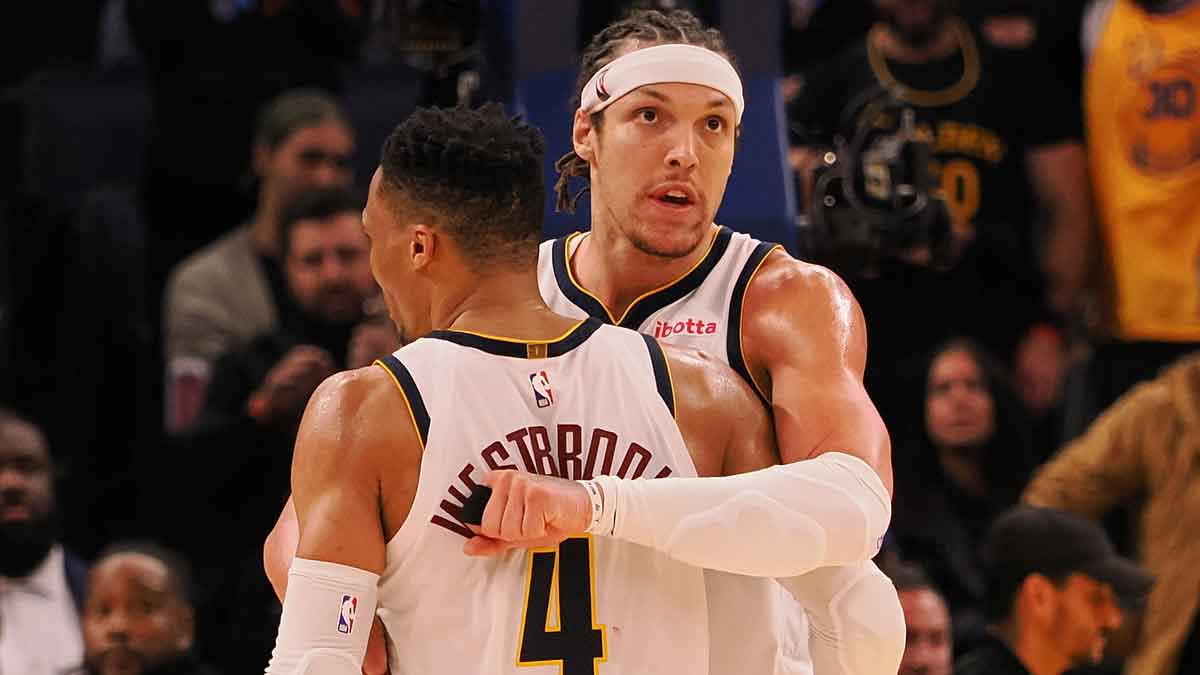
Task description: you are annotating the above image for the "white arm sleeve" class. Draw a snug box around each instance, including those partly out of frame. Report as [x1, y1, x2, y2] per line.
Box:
[265, 558, 380, 675]
[779, 562, 906, 675]
[587, 451, 890, 577]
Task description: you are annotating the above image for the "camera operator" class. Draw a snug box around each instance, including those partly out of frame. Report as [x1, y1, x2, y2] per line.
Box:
[788, 0, 1092, 435]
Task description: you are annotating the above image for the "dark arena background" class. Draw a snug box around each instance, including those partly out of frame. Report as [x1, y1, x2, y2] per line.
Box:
[1, 0, 1197, 673]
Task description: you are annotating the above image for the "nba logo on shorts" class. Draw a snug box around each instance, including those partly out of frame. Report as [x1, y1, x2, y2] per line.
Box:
[530, 371, 554, 408]
[337, 595, 357, 634]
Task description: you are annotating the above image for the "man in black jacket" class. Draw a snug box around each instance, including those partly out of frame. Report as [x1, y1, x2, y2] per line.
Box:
[955, 506, 1152, 675]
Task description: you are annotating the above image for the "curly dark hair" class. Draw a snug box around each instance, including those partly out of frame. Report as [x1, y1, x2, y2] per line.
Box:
[554, 8, 739, 214]
[379, 103, 546, 268]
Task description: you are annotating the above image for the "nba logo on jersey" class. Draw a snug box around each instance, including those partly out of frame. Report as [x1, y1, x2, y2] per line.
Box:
[337, 595, 357, 634]
[530, 371, 554, 408]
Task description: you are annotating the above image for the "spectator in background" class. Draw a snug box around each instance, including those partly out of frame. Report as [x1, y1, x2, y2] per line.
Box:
[1024, 350, 1200, 675]
[1073, 0, 1200, 424]
[956, 506, 1152, 675]
[78, 542, 217, 675]
[957, 0, 1091, 102]
[175, 186, 392, 669]
[0, 408, 88, 675]
[127, 0, 365, 283]
[891, 339, 1038, 655]
[788, 0, 1093, 428]
[886, 561, 954, 675]
[162, 89, 355, 433]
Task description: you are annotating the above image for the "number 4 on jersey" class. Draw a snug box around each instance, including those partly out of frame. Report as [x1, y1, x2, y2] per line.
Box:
[518, 537, 607, 674]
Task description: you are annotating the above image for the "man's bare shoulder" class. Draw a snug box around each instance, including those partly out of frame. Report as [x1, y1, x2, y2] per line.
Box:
[741, 249, 865, 365]
[297, 365, 421, 465]
[746, 250, 854, 310]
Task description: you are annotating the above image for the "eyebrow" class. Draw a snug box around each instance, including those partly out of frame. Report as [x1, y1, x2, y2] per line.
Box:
[635, 87, 733, 111]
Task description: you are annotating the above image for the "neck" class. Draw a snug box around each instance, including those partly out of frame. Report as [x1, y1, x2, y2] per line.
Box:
[433, 267, 574, 338]
[937, 445, 989, 498]
[993, 621, 1071, 675]
[874, 19, 959, 63]
[575, 218, 719, 320]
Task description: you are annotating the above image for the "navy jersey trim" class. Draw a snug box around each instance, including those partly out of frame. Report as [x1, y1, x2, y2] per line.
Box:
[551, 227, 734, 329]
[425, 318, 604, 358]
[620, 227, 733, 329]
[551, 235, 612, 322]
[376, 355, 430, 448]
[726, 241, 780, 405]
[642, 334, 676, 418]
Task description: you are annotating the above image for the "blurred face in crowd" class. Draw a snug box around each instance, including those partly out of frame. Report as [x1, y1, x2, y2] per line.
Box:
[256, 120, 355, 216]
[83, 553, 194, 675]
[874, 0, 956, 47]
[1029, 573, 1124, 669]
[284, 212, 377, 327]
[0, 417, 56, 578]
[363, 169, 435, 341]
[926, 346, 995, 450]
[575, 48, 737, 259]
[899, 587, 953, 675]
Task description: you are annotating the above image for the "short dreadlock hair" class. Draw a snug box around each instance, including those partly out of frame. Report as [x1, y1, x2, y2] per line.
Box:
[379, 103, 546, 269]
[554, 8, 739, 214]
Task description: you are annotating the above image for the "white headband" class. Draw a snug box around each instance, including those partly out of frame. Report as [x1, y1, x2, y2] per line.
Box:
[579, 44, 744, 124]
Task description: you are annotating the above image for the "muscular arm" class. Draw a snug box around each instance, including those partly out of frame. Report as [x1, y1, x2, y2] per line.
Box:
[265, 368, 414, 674]
[572, 339, 888, 577]
[740, 256, 902, 674]
[742, 254, 892, 492]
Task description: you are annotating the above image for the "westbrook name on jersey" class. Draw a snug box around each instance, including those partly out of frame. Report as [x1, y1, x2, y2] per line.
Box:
[373, 319, 709, 675]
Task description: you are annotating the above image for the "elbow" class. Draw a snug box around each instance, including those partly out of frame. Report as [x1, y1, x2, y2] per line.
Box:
[842, 573, 906, 675]
[783, 562, 905, 674]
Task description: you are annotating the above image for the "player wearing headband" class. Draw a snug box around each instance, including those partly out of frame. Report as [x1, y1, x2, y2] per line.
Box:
[264, 11, 904, 674]
[487, 8, 904, 675]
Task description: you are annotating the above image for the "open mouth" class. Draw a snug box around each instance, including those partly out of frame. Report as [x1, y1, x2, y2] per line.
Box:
[650, 186, 697, 210]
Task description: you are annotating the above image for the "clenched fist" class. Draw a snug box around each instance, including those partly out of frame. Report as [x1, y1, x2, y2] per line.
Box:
[463, 470, 593, 557]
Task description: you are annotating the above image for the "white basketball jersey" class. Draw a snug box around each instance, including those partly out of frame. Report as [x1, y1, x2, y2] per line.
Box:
[537, 227, 814, 675]
[374, 320, 710, 675]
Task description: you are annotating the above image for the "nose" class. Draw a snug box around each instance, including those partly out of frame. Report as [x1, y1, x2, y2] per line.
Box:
[102, 607, 132, 640]
[312, 161, 342, 188]
[319, 255, 346, 283]
[664, 127, 699, 171]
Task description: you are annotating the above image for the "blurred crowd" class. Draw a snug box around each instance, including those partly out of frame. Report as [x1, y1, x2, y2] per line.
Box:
[1, 0, 1199, 674]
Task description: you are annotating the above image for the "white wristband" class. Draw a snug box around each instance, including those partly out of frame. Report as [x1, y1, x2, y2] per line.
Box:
[579, 477, 619, 536]
[580, 479, 605, 533]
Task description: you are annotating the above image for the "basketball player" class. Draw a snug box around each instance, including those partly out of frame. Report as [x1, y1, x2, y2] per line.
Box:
[268, 10, 905, 674]
[263, 104, 888, 674]
[519, 9, 902, 675]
